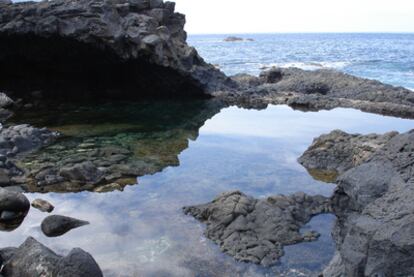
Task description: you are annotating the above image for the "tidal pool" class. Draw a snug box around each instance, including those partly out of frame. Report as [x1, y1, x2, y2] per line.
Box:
[2, 101, 414, 276]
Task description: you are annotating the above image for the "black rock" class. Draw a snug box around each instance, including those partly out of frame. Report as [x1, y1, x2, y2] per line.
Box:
[41, 215, 89, 237]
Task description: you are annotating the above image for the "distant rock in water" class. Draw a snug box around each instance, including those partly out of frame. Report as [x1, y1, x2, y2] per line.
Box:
[224, 36, 254, 42]
[41, 215, 89, 237]
[0, 237, 102, 277]
[0, 0, 233, 98]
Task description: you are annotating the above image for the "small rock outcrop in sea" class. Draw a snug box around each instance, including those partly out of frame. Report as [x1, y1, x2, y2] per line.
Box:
[223, 36, 254, 42]
[0, 187, 30, 231]
[31, 198, 54, 213]
[0, 0, 233, 97]
[0, 237, 103, 277]
[299, 129, 414, 276]
[41, 215, 89, 237]
[183, 190, 331, 266]
[224, 67, 414, 118]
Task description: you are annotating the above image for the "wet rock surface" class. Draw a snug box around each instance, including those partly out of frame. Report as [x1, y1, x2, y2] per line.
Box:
[0, 187, 30, 231]
[223, 67, 414, 119]
[184, 190, 331, 266]
[31, 198, 54, 213]
[298, 130, 398, 181]
[0, 0, 233, 97]
[41, 215, 90, 237]
[0, 237, 102, 277]
[300, 129, 414, 276]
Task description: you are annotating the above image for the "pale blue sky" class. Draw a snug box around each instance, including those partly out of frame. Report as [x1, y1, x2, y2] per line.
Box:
[173, 0, 414, 34]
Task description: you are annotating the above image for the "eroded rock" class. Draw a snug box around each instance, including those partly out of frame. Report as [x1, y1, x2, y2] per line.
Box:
[184, 190, 331, 266]
[41, 215, 89, 237]
[0, 187, 29, 231]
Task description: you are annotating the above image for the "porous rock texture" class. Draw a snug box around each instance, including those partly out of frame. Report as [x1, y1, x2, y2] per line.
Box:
[300, 129, 414, 276]
[225, 67, 414, 118]
[184, 190, 331, 266]
[0, 237, 103, 277]
[0, 0, 233, 97]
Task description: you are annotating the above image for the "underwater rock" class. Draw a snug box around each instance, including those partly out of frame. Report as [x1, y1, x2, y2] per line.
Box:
[0, 237, 102, 277]
[184, 190, 331, 266]
[300, 129, 414, 276]
[0, 187, 29, 231]
[59, 161, 104, 184]
[31, 198, 54, 213]
[225, 67, 414, 118]
[0, 0, 233, 97]
[41, 215, 89, 237]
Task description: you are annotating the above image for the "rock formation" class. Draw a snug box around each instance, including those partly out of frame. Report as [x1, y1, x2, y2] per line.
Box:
[184, 190, 331, 266]
[0, 187, 30, 231]
[299, 129, 414, 276]
[0, 0, 233, 97]
[0, 237, 103, 277]
[225, 67, 414, 118]
[41, 215, 90, 237]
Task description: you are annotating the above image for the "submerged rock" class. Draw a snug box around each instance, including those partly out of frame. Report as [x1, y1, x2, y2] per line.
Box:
[31, 198, 54, 213]
[0, 237, 102, 277]
[41, 215, 89, 237]
[0, 0, 233, 97]
[184, 190, 331, 266]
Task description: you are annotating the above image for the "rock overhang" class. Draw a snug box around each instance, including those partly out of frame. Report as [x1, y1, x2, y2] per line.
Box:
[0, 0, 231, 98]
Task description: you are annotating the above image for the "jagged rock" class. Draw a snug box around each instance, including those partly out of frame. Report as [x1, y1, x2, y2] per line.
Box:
[41, 215, 89, 237]
[298, 130, 398, 181]
[184, 190, 331, 266]
[31, 198, 54, 213]
[0, 187, 29, 231]
[226, 67, 414, 119]
[0, 0, 233, 97]
[1, 237, 102, 277]
[300, 129, 414, 276]
[0, 93, 13, 108]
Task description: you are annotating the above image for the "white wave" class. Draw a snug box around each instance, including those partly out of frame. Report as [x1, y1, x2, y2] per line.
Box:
[259, 61, 351, 71]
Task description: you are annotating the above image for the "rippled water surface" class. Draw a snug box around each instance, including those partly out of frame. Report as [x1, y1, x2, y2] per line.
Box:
[189, 33, 414, 89]
[2, 100, 414, 276]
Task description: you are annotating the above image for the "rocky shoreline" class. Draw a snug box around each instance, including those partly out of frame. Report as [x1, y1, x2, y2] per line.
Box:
[1, 0, 414, 276]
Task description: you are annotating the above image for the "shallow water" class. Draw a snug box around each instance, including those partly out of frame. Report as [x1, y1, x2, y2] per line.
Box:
[2, 101, 414, 276]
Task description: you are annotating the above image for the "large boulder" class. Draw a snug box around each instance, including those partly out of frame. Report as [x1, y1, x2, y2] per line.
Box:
[0, 187, 30, 231]
[41, 215, 89, 237]
[1, 237, 102, 277]
[0, 0, 233, 97]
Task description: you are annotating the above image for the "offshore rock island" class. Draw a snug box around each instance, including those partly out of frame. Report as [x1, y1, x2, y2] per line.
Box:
[0, 0, 413, 276]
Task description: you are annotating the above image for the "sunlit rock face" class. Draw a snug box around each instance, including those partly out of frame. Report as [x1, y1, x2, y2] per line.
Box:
[0, 0, 233, 98]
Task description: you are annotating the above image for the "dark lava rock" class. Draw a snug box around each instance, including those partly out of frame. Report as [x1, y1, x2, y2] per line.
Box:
[225, 67, 414, 118]
[0, 187, 29, 231]
[41, 215, 89, 237]
[0, 0, 233, 97]
[298, 129, 398, 180]
[1, 237, 102, 277]
[184, 190, 331, 266]
[300, 129, 414, 276]
[31, 198, 54, 213]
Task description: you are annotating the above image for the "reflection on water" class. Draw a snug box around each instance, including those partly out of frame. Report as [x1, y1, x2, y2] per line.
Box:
[2, 102, 414, 276]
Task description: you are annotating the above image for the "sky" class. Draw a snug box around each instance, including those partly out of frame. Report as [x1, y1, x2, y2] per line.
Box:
[173, 0, 414, 34]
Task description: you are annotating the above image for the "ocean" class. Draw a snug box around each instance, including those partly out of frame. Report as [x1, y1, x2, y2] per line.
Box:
[188, 33, 414, 90]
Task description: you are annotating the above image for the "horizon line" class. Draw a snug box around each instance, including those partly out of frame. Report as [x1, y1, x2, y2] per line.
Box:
[187, 31, 414, 36]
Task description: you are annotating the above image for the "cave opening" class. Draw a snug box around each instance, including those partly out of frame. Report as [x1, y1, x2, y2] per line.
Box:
[0, 34, 207, 101]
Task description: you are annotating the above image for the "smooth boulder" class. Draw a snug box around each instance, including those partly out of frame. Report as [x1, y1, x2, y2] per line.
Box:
[41, 215, 89, 237]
